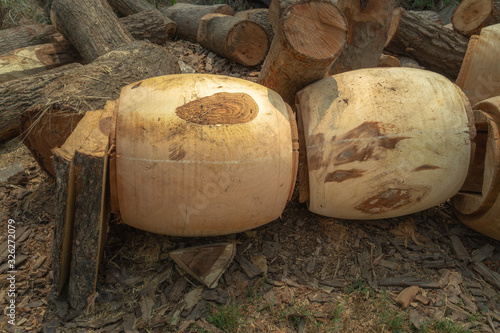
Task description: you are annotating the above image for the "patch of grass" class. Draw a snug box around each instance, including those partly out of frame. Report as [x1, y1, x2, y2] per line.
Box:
[207, 303, 242, 332]
[433, 319, 473, 333]
[0, 0, 48, 28]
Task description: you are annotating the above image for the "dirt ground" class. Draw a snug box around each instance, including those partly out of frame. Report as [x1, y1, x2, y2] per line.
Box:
[1, 39, 500, 333]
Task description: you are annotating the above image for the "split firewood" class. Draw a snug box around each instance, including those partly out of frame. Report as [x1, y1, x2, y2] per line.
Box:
[0, 24, 62, 55]
[330, 0, 396, 75]
[170, 243, 236, 289]
[50, 0, 133, 63]
[107, 0, 156, 16]
[235, 9, 274, 42]
[197, 14, 269, 67]
[378, 54, 400, 67]
[20, 41, 181, 176]
[452, 0, 500, 36]
[455, 24, 500, 106]
[268, 0, 295, 30]
[0, 41, 80, 84]
[119, 10, 177, 44]
[258, 0, 347, 106]
[161, 3, 234, 42]
[52, 101, 113, 311]
[0, 63, 81, 143]
[385, 8, 469, 80]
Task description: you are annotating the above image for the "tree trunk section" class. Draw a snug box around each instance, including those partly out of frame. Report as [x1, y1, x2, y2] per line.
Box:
[258, 0, 347, 107]
[330, 0, 396, 75]
[0, 63, 81, 143]
[235, 9, 274, 43]
[0, 42, 80, 83]
[107, 0, 156, 16]
[268, 0, 300, 33]
[385, 9, 469, 80]
[20, 41, 181, 176]
[161, 3, 234, 42]
[452, 0, 500, 36]
[51, 0, 133, 63]
[197, 14, 269, 67]
[119, 10, 176, 44]
[0, 24, 63, 55]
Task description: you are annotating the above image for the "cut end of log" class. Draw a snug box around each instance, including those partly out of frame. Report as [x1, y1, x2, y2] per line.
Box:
[227, 19, 269, 66]
[283, 1, 347, 60]
[452, 0, 494, 35]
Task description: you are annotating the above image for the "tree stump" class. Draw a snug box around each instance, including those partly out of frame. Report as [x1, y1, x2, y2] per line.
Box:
[197, 14, 269, 67]
[0, 63, 81, 143]
[161, 3, 234, 42]
[51, 0, 133, 63]
[234, 9, 274, 42]
[330, 0, 396, 75]
[20, 41, 181, 176]
[257, 0, 347, 107]
[0, 42, 80, 83]
[452, 0, 500, 36]
[385, 8, 469, 80]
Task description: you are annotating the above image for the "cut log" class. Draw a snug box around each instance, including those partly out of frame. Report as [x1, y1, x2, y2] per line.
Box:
[378, 54, 400, 67]
[452, 0, 500, 36]
[385, 8, 469, 80]
[0, 63, 81, 143]
[0, 24, 62, 55]
[107, 0, 156, 16]
[20, 41, 181, 176]
[52, 103, 113, 310]
[0, 42, 80, 83]
[197, 14, 269, 67]
[268, 0, 299, 33]
[451, 97, 500, 241]
[161, 3, 234, 42]
[412, 10, 443, 24]
[330, 0, 396, 75]
[50, 0, 133, 63]
[456, 24, 500, 106]
[257, 0, 347, 106]
[170, 243, 236, 289]
[235, 9, 274, 42]
[119, 10, 176, 44]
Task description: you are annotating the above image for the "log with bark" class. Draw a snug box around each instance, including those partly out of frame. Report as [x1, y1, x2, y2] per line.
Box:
[107, 0, 156, 16]
[235, 9, 274, 42]
[452, 0, 500, 36]
[0, 63, 81, 143]
[385, 8, 469, 80]
[330, 0, 396, 75]
[257, 0, 347, 107]
[0, 24, 62, 55]
[161, 3, 234, 42]
[20, 41, 181, 176]
[119, 9, 176, 44]
[197, 14, 269, 67]
[52, 102, 113, 311]
[0, 41, 80, 83]
[50, 0, 133, 63]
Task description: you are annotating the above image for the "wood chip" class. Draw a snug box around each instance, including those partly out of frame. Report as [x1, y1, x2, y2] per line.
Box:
[195, 318, 225, 333]
[471, 244, 495, 263]
[396, 286, 420, 308]
[409, 309, 427, 330]
[472, 262, 500, 289]
[235, 255, 263, 279]
[449, 235, 470, 262]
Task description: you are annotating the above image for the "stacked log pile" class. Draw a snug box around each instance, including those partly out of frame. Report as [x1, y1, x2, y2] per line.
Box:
[2, 0, 500, 315]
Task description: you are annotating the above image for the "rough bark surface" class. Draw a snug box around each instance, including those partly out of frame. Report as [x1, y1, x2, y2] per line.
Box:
[161, 3, 234, 42]
[119, 10, 177, 44]
[385, 9, 469, 79]
[51, 0, 133, 63]
[0, 63, 81, 143]
[20, 41, 181, 176]
[258, 0, 347, 106]
[107, 0, 156, 16]
[0, 24, 62, 55]
[197, 14, 269, 67]
[330, 0, 396, 75]
[235, 9, 274, 42]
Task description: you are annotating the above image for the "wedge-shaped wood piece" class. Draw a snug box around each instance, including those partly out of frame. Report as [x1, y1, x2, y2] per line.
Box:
[170, 243, 236, 289]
